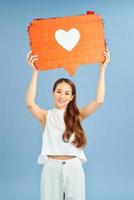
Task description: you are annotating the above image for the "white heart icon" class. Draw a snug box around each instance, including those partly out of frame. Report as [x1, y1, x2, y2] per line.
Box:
[55, 28, 80, 51]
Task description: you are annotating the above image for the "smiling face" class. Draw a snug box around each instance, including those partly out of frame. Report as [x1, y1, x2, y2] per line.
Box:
[53, 82, 74, 110]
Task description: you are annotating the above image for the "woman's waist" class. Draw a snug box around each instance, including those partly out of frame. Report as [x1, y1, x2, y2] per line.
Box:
[47, 154, 76, 160]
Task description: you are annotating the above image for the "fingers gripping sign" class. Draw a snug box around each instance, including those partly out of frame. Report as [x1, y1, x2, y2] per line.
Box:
[27, 50, 39, 71]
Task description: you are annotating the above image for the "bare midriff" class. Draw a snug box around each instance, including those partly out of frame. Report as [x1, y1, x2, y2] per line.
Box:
[47, 155, 76, 160]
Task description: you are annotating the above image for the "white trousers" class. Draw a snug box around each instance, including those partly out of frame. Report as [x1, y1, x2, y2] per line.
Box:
[40, 157, 85, 200]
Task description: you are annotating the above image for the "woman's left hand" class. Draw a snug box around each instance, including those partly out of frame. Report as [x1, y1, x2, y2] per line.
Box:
[100, 48, 111, 69]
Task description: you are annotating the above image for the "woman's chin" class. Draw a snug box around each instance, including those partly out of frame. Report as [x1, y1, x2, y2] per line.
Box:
[56, 102, 67, 108]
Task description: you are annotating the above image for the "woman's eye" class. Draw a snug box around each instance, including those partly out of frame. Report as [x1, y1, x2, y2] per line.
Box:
[56, 91, 69, 95]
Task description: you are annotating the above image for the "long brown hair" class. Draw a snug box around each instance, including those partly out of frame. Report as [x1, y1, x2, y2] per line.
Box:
[53, 78, 87, 149]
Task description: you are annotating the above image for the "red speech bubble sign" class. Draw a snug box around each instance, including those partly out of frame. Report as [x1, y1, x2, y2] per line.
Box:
[27, 11, 106, 76]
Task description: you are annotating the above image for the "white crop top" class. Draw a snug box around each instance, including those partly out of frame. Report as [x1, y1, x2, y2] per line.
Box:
[37, 107, 87, 164]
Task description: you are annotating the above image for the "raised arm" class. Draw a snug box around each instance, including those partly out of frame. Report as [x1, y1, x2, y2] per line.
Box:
[79, 48, 111, 121]
[25, 51, 47, 128]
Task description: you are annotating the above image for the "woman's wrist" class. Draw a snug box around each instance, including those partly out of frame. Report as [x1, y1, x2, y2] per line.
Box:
[33, 68, 38, 74]
[99, 64, 107, 71]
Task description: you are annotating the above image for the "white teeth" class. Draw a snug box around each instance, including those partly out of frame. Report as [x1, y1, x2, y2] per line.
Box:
[58, 100, 65, 103]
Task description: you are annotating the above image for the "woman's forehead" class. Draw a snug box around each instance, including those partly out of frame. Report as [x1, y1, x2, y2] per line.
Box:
[56, 82, 72, 91]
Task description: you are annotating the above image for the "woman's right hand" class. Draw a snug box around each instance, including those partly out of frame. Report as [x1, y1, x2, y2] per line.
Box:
[27, 50, 39, 71]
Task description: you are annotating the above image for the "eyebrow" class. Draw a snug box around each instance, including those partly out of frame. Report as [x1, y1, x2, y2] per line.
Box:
[56, 89, 71, 93]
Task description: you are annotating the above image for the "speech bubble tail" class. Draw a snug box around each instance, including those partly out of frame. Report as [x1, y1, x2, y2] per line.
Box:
[64, 64, 78, 76]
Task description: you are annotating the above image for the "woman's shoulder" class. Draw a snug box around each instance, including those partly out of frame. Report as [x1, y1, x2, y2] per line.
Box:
[42, 107, 54, 119]
[42, 108, 52, 129]
[42, 107, 52, 115]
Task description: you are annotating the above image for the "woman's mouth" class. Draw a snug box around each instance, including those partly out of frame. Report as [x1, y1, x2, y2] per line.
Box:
[58, 99, 65, 103]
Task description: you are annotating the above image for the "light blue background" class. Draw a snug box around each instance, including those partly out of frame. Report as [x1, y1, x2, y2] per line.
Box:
[1, 0, 134, 199]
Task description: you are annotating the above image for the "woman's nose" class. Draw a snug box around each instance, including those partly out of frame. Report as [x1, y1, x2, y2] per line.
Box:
[59, 93, 65, 98]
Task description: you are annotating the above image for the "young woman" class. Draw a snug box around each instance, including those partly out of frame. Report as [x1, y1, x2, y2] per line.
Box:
[25, 49, 110, 200]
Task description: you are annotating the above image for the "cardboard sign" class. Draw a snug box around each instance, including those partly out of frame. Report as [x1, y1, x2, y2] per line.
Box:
[27, 11, 106, 76]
